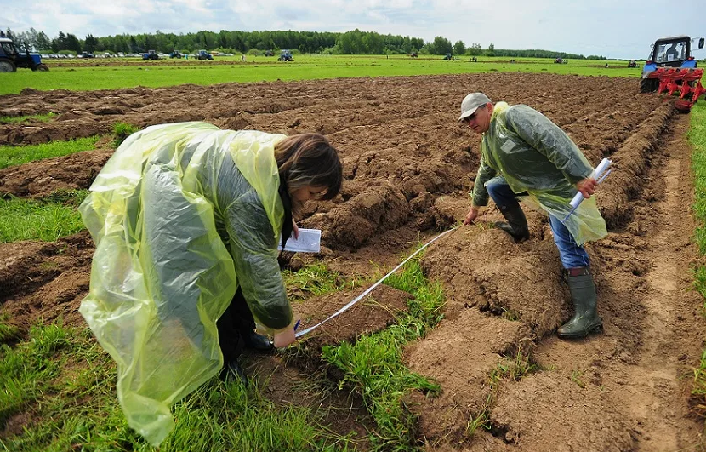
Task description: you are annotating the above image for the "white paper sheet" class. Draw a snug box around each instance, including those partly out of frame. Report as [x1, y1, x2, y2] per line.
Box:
[278, 228, 322, 253]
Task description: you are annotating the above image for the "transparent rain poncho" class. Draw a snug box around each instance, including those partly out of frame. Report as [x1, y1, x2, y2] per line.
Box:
[79, 122, 292, 445]
[472, 102, 607, 245]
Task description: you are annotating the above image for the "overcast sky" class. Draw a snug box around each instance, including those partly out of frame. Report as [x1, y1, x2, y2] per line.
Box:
[3, 0, 706, 60]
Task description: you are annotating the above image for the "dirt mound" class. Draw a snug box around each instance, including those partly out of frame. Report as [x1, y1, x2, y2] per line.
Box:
[0, 73, 703, 449]
[0, 149, 113, 197]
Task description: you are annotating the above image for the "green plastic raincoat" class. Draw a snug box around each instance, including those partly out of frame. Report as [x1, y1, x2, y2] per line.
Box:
[471, 102, 607, 244]
[79, 122, 293, 445]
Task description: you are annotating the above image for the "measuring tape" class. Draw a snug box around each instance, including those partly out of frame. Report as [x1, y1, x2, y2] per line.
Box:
[294, 226, 458, 338]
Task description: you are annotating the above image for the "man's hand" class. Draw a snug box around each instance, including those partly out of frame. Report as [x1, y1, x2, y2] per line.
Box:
[464, 206, 480, 225]
[577, 178, 597, 198]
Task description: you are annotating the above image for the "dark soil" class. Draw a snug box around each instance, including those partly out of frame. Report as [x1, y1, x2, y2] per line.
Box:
[1, 72, 703, 450]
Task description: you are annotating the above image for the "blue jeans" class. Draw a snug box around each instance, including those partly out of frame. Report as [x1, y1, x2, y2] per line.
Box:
[486, 177, 589, 269]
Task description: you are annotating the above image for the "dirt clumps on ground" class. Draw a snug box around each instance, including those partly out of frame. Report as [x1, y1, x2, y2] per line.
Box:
[1, 73, 704, 450]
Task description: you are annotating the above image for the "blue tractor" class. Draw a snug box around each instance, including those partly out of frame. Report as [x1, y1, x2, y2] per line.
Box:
[142, 50, 160, 60]
[0, 36, 48, 72]
[277, 49, 293, 61]
[195, 50, 213, 60]
[640, 36, 704, 94]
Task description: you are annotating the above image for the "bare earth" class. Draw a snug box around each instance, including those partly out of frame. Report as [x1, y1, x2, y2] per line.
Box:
[1, 72, 704, 450]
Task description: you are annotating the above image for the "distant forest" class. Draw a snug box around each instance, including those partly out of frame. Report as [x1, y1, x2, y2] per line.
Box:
[4, 27, 606, 60]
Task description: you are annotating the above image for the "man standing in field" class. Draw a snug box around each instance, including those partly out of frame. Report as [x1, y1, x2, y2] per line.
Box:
[459, 92, 607, 339]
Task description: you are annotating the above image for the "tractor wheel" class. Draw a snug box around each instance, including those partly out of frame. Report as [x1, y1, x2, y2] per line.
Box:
[0, 60, 16, 72]
[37, 64, 49, 72]
[640, 78, 658, 93]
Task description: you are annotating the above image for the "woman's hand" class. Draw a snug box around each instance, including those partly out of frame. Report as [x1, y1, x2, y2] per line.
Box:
[273, 327, 296, 347]
[293, 220, 300, 239]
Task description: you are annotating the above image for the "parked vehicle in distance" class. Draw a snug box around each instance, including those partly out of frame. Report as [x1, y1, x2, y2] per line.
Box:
[195, 49, 214, 60]
[278, 49, 293, 61]
[142, 50, 159, 60]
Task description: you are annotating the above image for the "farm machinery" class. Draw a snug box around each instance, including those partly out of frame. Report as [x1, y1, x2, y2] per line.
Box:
[142, 50, 160, 60]
[640, 36, 706, 112]
[0, 36, 48, 72]
[195, 50, 214, 60]
[277, 49, 293, 61]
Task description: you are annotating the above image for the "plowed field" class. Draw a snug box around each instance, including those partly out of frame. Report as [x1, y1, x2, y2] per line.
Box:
[1, 72, 704, 451]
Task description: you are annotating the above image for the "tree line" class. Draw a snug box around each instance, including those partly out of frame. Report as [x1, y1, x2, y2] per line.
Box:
[4, 27, 603, 60]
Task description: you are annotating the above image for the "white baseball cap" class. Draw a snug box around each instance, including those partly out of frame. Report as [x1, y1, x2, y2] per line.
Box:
[458, 93, 491, 121]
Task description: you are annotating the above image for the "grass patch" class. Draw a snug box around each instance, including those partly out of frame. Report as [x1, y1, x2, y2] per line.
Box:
[284, 263, 363, 301]
[0, 112, 57, 124]
[0, 323, 354, 451]
[0, 190, 88, 242]
[0, 136, 100, 169]
[0, 322, 72, 427]
[321, 255, 444, 450]
[690, 101, 706, 413]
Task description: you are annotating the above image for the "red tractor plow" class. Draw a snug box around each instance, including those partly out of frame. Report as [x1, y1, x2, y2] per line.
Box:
[643, 66, 706, 111]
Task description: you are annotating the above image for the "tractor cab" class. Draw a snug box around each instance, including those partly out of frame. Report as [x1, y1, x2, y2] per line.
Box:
[648, 36, 694, 68]
[0, 36, 49, 72]
[642, 36, 704, 78]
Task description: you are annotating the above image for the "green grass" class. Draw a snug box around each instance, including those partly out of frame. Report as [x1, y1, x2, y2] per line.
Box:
[691, 102, 706, 256]
[0, 136, 100, 169]
[0, 113, 58, 124]
[0, 54, 643, 94]
[0, 323, 354, 452]
[321, 256, 444, 451]
[0, 191, 88, 242]
[690, 101, 706, 410]
[0, 314, 20, 343]
[284, 263, 363, 301]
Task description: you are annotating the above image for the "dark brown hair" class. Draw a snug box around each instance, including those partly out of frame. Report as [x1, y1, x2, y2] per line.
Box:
[275, 133, 343, 201]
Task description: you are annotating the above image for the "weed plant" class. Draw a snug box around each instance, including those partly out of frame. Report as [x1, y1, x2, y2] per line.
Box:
[112, 122, 140, 147]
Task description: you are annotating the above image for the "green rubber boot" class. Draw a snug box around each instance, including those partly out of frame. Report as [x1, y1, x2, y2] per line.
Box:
[557, 267, 603, 339]
[495, 205, 530, 242]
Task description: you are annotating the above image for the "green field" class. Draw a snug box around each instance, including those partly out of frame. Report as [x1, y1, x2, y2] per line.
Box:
[0, 54, 642, 95]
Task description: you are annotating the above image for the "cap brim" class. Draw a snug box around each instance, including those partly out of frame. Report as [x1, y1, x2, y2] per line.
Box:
[458, 106, 480, 121]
